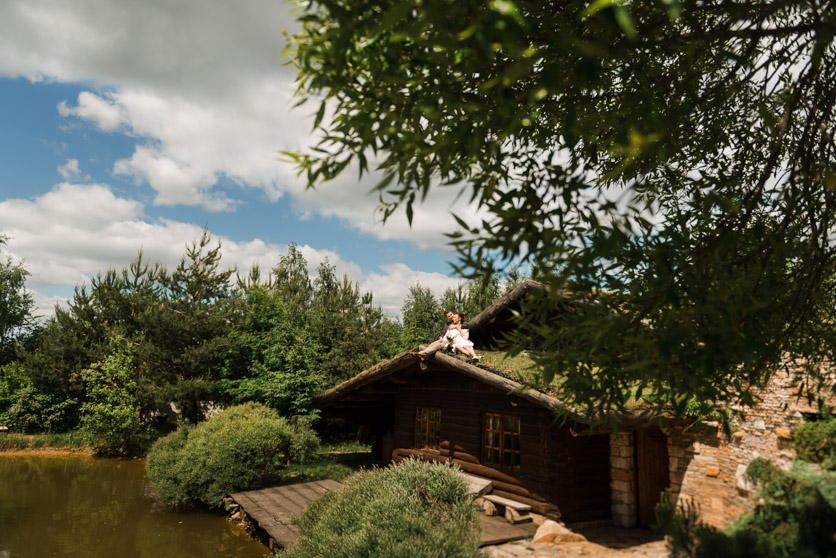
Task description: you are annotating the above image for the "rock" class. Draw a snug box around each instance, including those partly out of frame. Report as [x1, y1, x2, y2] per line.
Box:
[529, 512, 548, 526]
[775, 427, 792, 440]
[533, 520, 586, 543]
[735, 464, 753, 492]
[505, 507, 532, 524]
[482, 498, 499, 516]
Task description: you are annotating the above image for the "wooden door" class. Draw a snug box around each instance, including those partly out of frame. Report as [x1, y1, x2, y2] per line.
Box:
[636, 427, 669, 527]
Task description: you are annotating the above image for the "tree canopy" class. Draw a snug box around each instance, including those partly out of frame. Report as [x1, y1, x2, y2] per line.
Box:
[0, 237, 34, 364]
[289, 0, 836, 417]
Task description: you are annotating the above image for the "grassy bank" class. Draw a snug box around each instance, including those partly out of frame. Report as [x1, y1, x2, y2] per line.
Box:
[0, 431, 91, 452]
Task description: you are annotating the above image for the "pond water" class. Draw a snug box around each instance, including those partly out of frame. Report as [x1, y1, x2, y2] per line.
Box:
[0, 454, 270, 558]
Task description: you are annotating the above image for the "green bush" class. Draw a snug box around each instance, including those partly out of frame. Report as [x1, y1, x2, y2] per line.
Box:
[8, 385, 78, 433]
[145, 424, 192, 504]
[734, 458, 836, 556]
[0, 362, 29, 430]
[287, 414, 320, 465]
[79, 351, 148, 455]
[789, 461, 836, 509]
[793, 410, 836, 469]
[284, 458, 481, 558]
[146, 402, 317, 508]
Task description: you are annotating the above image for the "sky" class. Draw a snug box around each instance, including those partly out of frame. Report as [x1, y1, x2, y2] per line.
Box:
[0, 0, 482, 319]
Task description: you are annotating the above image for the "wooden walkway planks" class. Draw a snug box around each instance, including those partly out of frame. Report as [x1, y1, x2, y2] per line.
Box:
[231, 479, 343, 548]
[233, 478, 532, 549]
[479, 514, 538, 546]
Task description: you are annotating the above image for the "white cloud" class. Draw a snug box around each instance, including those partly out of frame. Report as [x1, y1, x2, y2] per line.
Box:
[0, 0, 480, 322]
[58, 91, 123, 132]
[0, 184, 453, 319]
[290, 173, 487, 251]
[114, 146, 236, 211]
[0, 0, 299, 96]
[361, 263, 463, 317]
[56, 158, 89, 181]
[30, 291, 69, 321]
[0, 0, 480, 247]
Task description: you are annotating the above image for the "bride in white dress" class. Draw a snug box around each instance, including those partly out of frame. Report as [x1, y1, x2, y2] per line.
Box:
[445, 312, 481, 361]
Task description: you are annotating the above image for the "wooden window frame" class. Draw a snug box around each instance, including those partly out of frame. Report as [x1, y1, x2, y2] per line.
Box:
[483, 412, 521, 469]
[414, 406, 442, 450]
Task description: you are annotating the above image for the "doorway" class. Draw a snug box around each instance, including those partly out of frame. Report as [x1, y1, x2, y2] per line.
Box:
[635, 426, 669, 527]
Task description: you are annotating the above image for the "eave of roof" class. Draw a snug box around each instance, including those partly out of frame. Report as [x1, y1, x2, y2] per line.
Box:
[314, 347, 588, 421]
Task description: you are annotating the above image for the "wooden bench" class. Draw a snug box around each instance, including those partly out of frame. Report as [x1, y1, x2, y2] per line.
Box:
[463, 473, 493, 498]
[483, 494, 532, 524]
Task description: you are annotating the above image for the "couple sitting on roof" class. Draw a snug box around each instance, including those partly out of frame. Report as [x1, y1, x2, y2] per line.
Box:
[440, 310, 481, 361]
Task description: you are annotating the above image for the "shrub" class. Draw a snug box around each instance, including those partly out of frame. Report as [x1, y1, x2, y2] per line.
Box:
[0, 362, 29, 430]
[284, 458, 481, 558]
[146, 402, 317, 508]
[656, 458, 836, 558]
[733, 458, 836, 556]
[793, 409, 836, 469]
[79, 351, 148, 455]
[8, 385, 78, 433]
[145, 424, 192, 504]
[287, 414, 320, 465]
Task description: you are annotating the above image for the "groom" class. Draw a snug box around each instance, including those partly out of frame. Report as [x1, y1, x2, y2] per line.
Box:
[416, 310, 455, 357]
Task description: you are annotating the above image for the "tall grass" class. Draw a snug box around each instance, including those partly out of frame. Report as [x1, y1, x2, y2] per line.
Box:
[0, 431, 89, 451]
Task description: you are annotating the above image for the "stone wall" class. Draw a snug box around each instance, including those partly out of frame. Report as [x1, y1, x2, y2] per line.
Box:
[666, 365, 834, 527]
[609, 364, 834, 528]
[609, 431, 637, 528]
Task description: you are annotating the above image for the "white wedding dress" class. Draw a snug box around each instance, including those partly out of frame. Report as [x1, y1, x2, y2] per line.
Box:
[446, 328, 473, 351]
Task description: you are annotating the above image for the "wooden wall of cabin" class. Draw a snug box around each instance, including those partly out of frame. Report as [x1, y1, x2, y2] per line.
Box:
[387, 368, 611, 522]
[548, 427, 612, 522]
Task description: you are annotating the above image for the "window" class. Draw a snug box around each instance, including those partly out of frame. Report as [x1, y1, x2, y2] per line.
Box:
[483, 413, 521, 468]
[414, 407, 441, 450]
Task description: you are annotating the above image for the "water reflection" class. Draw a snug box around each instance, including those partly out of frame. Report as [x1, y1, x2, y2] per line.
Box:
[0, 455, 269, 558]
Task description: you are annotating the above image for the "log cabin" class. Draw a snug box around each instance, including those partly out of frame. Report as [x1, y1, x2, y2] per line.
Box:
[315, 280, 836, 528]
[316, 280, 650, 525]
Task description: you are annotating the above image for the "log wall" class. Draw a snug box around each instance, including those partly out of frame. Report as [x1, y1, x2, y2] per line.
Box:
[548, 427, 612, 522]
[387, 368, 611, 522]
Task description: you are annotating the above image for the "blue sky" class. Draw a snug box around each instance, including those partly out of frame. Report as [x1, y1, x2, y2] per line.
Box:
[0, 0, 481, 318]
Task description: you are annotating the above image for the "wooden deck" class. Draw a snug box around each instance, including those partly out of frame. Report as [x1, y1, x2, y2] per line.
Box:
[478, 514, 538, 546]
[232, 478, 536, 550]
[230, 479, 343, 549]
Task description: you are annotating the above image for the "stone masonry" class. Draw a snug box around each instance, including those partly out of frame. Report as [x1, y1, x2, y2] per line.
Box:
[610, 362, 835, 528]
[610, 431, 637, 528]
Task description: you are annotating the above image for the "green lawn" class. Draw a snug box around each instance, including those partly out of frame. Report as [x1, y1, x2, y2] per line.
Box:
[265, 442, 376, 485]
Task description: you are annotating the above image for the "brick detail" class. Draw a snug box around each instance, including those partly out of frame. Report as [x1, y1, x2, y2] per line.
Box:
[610, 432, 637, 528]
